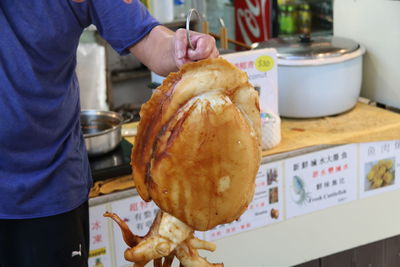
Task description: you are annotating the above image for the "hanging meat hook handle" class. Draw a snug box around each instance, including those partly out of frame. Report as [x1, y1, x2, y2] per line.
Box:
[186, 8, 203, 50]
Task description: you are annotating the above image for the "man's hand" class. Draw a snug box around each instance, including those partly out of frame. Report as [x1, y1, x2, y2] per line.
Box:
[173, 28, 219, 68]
[130, 26, 219, 77]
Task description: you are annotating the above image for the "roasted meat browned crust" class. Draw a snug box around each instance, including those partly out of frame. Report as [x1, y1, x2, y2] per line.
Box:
[132, 58, 261, 231]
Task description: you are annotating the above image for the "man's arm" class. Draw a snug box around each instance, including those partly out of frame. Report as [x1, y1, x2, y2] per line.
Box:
[129, 25, 219, 77]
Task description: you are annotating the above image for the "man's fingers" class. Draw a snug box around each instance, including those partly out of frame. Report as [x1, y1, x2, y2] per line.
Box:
[174, 28, 188, 60]
[187, 35, 218, 60]
[173, 29, 218, 68]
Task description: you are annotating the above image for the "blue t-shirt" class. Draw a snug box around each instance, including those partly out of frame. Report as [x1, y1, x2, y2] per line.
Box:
[0, 0, 159, 219]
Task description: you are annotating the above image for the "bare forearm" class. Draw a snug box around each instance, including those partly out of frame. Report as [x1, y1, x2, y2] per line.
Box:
[129, 25, 177, 76]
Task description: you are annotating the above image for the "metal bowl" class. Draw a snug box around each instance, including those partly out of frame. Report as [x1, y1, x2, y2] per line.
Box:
[81, 110, 125, 156]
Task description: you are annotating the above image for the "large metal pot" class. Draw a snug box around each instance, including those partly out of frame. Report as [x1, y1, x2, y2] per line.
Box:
[81, 110, 129, 156]
[253, 35, 366, 118]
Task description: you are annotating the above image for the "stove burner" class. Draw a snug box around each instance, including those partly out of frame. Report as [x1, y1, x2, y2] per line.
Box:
[113, 104, 141, 122]
[89, 139, 133, 182]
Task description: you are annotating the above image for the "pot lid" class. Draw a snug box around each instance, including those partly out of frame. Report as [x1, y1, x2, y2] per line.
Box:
[253, 35, 360, 60]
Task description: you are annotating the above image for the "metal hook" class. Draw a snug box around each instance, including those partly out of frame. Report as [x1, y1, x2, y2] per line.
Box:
[218, 18, 226, 28]
[186, 8, 203, 50]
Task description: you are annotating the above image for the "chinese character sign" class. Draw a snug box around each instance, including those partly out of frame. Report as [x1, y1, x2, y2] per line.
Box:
[110, 196, 159, 267]
[285, 144, 358, 219]
[223, 49, 278, 114]
[359, 140, 400, 198]
[88, 204, 112, 267]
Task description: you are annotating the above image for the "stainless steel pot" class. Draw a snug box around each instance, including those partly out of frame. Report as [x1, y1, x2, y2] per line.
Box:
[81, 110, 130, 156]
[252, 35, 366, 118]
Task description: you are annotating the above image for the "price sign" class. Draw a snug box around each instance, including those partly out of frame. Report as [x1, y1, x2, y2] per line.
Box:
[255, 55, 275, 72]
[223, 49, 278, 114]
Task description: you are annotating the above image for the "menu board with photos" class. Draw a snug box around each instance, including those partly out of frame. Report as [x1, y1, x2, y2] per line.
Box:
[204, 161, 284, 241]
[359, 140, 400, 198]
[88, 204, 112, 267]
[285, 144, 358, 219]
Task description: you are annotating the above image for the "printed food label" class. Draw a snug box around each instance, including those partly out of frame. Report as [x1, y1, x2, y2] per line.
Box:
[88, 204, 112, 267]
[285, 144, 358, 219]
[222, 49, 279, 114]
[204, 161, 283, 241]
[359, 140, 400, 198]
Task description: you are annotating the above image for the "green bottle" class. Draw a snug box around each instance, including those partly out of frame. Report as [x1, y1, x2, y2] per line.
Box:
[286, 4, 296, 35]
[298, 3, 311, 34]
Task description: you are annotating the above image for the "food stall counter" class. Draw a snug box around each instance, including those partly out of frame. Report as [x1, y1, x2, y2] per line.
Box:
[88, 102, 400, 267]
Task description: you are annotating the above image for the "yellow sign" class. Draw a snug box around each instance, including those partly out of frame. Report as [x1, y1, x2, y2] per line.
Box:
[255, 55, 274, 72]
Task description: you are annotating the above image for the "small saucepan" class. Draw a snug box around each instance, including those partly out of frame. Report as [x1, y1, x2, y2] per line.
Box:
[80, 110, 132, 156]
